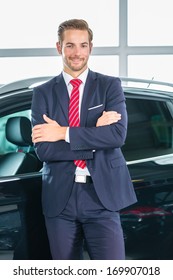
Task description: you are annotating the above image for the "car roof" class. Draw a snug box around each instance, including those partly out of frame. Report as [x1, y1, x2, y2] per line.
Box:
[0, 76, 173, 98]
[121, 77, 173, 96]
[0, 76, 53, 94]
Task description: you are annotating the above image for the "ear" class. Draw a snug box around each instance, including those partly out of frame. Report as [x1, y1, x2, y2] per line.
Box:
[89, 42, 93, 54]
[56, 42, 62, 54]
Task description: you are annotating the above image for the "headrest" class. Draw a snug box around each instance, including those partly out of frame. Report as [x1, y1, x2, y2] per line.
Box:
[5, 117, 32, 146]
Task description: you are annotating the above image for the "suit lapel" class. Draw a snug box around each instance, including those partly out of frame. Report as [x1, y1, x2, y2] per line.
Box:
[55, 73, 69, 123]
[80, 70, 97, 126]
[54, 71, 97, 126]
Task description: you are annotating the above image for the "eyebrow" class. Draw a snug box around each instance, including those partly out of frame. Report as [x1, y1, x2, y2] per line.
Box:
[65, 42, 89, 45]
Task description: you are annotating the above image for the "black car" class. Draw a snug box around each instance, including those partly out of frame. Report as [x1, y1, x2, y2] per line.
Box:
[0, 77, 173, 260]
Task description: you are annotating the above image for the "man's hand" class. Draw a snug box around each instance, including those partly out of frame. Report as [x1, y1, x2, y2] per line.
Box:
[96, 111, 121, 127]
[32, 114, 67, 143]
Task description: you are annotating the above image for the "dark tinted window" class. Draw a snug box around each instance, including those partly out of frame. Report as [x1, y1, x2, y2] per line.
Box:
[123, 98, 173, 161]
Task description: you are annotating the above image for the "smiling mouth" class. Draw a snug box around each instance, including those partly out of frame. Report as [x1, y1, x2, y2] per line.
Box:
[71, 59, 82, 63]
[70, 56, 83, 61]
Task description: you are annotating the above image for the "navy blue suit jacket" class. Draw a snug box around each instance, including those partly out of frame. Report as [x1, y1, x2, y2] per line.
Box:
[31, 70, 137, 217]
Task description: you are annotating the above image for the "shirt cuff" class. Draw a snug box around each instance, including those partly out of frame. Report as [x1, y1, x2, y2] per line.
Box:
[65, 127, 70, 143]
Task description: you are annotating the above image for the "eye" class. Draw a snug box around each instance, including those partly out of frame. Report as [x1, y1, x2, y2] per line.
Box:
[66, 44, 73, 48]
[82, 44, 88, 48]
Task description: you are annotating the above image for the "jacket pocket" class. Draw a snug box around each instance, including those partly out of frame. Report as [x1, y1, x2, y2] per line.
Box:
[88, 104, 103, 111]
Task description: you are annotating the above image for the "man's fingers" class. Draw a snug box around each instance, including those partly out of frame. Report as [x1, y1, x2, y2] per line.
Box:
[43, 114, 61, 126]
[96, 111, 121, 127]
[103, 112, 121, 122]
[103, 111, 121, 117]
[43, 114, 54, 123]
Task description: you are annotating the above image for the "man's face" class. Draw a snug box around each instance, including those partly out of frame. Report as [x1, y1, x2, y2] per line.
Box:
[56, 29, 92, 77]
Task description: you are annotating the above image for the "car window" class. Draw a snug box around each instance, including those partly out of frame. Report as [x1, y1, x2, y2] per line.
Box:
[0, 110, 31, 154]
[0, 109, 42, 177]
[123, 98, 173, 161]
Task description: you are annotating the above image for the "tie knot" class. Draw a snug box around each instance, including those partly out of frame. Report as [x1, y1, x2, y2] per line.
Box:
[70, 79, 82, 88]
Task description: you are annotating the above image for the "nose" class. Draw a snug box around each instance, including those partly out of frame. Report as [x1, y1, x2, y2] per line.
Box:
[73, 46, 81, 56]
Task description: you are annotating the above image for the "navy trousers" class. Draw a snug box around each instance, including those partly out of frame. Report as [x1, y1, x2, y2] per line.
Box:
[45, 182, 125, 260]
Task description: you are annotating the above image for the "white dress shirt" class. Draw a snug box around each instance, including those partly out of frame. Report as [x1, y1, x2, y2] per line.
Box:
[62, 69, 90, 176]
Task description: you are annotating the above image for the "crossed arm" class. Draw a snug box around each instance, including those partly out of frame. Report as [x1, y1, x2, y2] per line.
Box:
[32, 111, 121, 144]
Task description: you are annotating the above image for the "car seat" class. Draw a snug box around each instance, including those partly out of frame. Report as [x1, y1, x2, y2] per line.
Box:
[0, 116, 40, 176]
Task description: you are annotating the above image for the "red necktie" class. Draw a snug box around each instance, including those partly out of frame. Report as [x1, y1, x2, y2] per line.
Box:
[69, 79, 86, 169]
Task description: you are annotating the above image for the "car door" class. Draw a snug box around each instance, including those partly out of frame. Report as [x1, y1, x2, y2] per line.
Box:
[0, 91, 51, 260]
[121, 93, 173, 259]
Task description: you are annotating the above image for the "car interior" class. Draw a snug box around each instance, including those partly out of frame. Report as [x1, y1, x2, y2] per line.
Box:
[0, 116, 41, 176]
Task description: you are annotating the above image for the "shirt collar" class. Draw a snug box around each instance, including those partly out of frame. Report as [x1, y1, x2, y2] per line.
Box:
[62, 68, 89, 87]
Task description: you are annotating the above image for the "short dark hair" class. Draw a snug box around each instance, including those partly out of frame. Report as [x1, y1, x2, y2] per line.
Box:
[57, 19, 93, 43]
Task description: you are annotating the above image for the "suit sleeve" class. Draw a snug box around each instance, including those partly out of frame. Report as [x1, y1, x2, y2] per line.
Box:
[31, 86, 93, 162]
[69, 78, 127, 151]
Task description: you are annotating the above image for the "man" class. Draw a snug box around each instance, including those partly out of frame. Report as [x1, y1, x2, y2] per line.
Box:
[31, 19, 137, 260]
